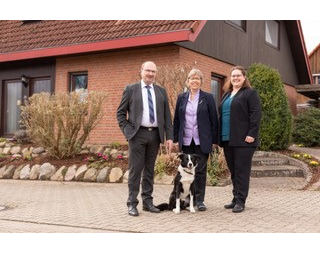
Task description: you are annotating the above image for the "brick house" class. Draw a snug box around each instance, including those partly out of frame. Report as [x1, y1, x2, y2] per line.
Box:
[0, 20, 313, 144]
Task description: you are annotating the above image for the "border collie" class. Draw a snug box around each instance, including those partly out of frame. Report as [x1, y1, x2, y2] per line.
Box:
[156, 153, 199, 214]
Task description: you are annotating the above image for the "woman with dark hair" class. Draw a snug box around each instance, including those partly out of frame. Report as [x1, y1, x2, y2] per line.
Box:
[219, 66, 262, 213]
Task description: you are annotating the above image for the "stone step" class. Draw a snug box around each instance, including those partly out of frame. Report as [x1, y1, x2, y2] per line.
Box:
[252, 157, 289, 166]
[251, 165, 304, 177]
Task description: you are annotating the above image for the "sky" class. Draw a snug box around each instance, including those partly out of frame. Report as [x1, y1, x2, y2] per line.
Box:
[300, 20, 320, 54]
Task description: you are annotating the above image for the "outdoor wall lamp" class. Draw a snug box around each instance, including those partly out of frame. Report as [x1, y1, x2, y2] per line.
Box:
[21, 75, 29, 88]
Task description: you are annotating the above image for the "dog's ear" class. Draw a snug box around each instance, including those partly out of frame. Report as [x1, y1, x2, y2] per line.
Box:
[178, 153, 184, 160]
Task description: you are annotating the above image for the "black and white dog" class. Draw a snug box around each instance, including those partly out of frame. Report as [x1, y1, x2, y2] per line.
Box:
[156, 153, 199, 214]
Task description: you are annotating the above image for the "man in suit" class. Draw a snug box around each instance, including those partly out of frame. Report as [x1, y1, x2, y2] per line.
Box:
[117, 61, 173, 216]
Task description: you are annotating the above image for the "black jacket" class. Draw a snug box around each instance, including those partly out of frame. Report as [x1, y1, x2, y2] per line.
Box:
[173, 90, 218, 154]
[218, 87, 262, 147]
[116, 82, 173, 143]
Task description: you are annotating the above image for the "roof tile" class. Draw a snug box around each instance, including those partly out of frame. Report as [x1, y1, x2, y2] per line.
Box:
[0, 20, 199, 54]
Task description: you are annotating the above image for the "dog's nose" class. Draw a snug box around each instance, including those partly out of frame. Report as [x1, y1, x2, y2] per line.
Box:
[187, 162, 193, 168]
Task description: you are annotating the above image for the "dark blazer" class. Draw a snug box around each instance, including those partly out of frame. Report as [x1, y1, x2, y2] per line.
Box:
[218, 87, 262, 147]
[116, 82, 173, 143]
[173, 90, 218, 154]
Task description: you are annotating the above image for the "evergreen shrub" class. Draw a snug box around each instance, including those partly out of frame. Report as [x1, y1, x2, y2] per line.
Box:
[247, 63, 292, 151]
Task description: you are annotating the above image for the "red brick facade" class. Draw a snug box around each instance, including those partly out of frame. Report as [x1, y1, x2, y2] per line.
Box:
[55, 45, 233, 145]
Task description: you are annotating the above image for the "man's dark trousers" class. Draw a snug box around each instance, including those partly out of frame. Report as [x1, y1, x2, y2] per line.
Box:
[127, 127, 161, 208]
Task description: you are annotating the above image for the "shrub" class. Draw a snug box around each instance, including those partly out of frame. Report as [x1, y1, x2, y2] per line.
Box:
[13, 129, 31, 144]
[20, 90, 107, 159]
[207, 148, 229, 186]
[154, 154, 180, 177]
[292, 107, 320, 147]
[247, 63, 292, 151]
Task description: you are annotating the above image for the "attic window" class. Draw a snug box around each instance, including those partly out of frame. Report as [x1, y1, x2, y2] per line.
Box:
[22, 20, 42, 24]
[226, 20, 246, 32]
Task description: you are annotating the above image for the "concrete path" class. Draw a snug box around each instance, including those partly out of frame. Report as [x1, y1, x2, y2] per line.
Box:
[0, 176, 319, 233]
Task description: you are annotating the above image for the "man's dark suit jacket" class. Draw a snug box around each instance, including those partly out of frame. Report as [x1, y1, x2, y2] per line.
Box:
[218, 87, 262, 147]
[116, 82, 173, 143]
[173, 90, 218, 154]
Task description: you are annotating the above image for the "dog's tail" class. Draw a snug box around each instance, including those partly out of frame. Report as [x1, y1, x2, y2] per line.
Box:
[155, 203, 169, 211]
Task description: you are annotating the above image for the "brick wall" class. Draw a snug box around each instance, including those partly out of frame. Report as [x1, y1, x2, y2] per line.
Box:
[55, 45, 232, 145]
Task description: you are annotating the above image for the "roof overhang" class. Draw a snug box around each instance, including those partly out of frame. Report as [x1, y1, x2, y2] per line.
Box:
[0, 21, 207, 63]
[295, 84, 320, 100]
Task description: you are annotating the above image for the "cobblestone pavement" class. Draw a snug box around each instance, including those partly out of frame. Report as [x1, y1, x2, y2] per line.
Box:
[1, 176, 319, 233]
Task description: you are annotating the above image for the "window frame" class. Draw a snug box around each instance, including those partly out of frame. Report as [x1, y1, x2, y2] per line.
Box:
[313, 74, 320, 84]
[225, 20, 247, 32]
[69, 71, 88, 92]
[211, 73, 225, 108]
[265, 20, 280, 50]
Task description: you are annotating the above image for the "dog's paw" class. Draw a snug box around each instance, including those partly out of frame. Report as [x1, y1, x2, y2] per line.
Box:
[190, 207, 196, 213]
[173, 208, 180, 214]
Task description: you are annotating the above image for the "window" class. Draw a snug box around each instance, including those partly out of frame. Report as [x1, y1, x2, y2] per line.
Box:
[226, 20, 246, 32]
[313, 75, 320, 84]
[69, 72, 88, 92]
[211, 74, 224, 108]
[265, 20, 280, 49]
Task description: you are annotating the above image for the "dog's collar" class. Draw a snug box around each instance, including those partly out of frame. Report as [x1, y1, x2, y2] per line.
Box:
[183, 169, 193, 175]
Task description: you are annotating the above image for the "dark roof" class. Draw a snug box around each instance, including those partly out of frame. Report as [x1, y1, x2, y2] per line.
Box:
[0, 20, 201, 57]
[285, 20, 312, 85]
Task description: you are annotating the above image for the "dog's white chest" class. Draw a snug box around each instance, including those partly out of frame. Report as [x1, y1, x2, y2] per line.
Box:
[180, 173, 194, 183]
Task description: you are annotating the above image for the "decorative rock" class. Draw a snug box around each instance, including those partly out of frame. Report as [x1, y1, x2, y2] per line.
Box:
[50, 166, 66, 181]
[109, 167, 123, 183]
[122, 170, 129, 183]
[3, 165, 15, 179]
[0, 141, 6, 147]
[0, 165, 6, 179]
[10, 146, 21, 155]
[13, 165, 24, 179]
[2, 147, 11, 155]
[29, 165, 40, 180]
[97, 167, 110, 183]
[20, 164, 31, 180]
[75, 165, 88, 181]
[83, 168, 98, 182]
[64, 165, 77, 181]
[38, 163, 56, 180]
[32, 147, 45, 154]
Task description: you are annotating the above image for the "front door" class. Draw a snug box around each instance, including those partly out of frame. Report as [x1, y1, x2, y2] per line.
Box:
[3, 80, 23, 136]
[2, 78, 51, 136]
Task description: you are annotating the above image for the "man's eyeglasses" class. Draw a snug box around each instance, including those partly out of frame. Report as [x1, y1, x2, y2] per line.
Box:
[143, 69, 157, 74]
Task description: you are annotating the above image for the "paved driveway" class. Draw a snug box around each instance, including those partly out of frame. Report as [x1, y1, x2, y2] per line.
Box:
[1, 177, 319, 233]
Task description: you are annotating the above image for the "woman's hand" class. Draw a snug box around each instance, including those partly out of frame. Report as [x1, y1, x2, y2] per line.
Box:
[245, 136, 255, 143]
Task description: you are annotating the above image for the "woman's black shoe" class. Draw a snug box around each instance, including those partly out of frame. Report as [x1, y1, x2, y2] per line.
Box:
[224, 202, 236, 209]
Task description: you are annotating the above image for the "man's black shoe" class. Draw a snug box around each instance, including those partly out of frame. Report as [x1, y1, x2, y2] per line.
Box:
[128, 206, 139, 216]
[232, 204, 245, 213]
[224, 202, 236, 209]
[142, 205, 160, 213]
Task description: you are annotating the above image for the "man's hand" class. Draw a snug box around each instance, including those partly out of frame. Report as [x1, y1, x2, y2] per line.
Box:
[166, 140, 173, 154]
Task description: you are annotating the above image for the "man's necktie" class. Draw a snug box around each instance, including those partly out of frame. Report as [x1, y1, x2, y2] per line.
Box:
[146, 86, 155, 123]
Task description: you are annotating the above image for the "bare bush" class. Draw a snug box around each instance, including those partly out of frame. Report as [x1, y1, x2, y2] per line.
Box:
[20, 90, 107, 159]
[156, 63, 194, 118]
